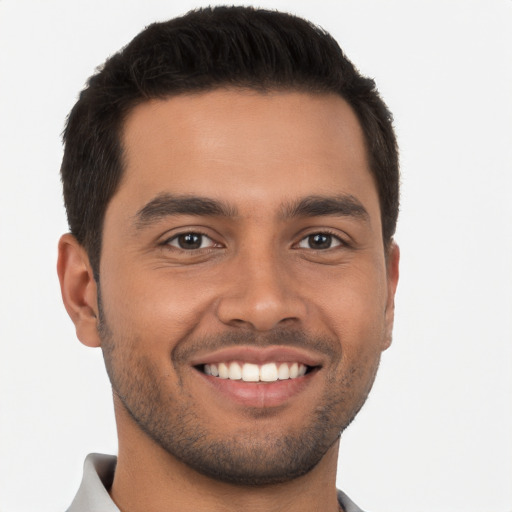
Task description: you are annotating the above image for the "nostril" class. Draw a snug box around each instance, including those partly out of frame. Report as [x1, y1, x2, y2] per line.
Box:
[215, 280, 307, 332]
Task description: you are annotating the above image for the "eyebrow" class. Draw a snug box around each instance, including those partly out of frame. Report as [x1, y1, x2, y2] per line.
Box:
[134, 192, 369, 229]
[134, 194, 238, 229]
[281, 194, 369, 221]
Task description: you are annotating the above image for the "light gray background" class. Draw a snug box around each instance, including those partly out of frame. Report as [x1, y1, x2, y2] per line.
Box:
[0, 1, 511, 511]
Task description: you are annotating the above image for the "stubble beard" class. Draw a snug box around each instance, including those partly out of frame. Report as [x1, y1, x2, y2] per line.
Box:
[98, 302, 381, 486]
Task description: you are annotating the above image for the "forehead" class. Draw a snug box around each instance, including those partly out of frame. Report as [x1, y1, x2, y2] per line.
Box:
[115, 89, 379, 221]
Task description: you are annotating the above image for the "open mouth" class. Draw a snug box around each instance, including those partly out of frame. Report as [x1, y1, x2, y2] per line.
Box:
[198, 361, 315, 383]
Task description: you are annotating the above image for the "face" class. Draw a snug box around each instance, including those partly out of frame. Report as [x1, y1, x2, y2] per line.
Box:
[95, 90, 398, 484]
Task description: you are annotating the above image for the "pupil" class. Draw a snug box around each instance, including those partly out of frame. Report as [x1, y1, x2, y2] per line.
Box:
[178, 233, 202, 249]
[310, 234, 331, 249]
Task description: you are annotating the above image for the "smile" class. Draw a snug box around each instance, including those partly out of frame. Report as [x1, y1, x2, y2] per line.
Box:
[192, 347, 323, 407]
[202, 361, 308, 382]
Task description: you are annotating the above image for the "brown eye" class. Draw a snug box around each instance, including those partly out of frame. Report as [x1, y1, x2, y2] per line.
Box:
[167, 233, 214, 250]
[298, 233, 342, 250]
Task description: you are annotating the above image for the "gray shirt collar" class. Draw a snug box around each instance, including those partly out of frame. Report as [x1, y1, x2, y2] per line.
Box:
[67, 453, 119, 512]
[67, 453, 365, 512]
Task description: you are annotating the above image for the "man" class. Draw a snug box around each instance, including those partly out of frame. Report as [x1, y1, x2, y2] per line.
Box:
[57, 6, 399, 512]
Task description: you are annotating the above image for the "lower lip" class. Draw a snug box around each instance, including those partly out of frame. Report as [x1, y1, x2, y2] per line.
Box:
[196, 370, 316, 408]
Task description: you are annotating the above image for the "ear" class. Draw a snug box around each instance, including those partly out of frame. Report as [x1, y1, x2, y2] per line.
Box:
[57, 233, 101, 347]
[382, 241, 400, 350]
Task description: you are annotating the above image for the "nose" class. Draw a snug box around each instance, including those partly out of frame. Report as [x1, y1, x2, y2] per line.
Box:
[216, 250, 307, 332]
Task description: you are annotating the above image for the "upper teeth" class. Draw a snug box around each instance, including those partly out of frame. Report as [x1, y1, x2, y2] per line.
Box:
[203, 362, 307, 382]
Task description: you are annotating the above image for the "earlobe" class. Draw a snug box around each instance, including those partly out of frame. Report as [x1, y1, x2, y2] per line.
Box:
[57, 233, 101, 348]
[382, 241, 400, 350]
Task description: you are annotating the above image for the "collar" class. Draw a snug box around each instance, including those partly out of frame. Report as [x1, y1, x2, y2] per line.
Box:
[67, 453, 365, 512]
[67, 453, 119, 512]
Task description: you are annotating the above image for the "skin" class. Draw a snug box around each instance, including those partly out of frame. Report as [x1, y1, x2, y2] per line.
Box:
[58, 90, 399, 512]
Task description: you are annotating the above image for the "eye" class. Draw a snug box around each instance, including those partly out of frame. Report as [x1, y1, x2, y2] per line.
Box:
[166, 232, 216, 250]
[297, 233, 343, 250]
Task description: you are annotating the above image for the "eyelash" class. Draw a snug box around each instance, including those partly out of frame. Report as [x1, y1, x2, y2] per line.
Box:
[295, 230, 349, 251]
[161, 229, 349, 252]
[163, 231, 219, 251]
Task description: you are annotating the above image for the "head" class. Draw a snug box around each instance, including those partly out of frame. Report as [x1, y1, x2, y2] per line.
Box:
[58, 6, 399, 487]
[61, 6, 399, 277]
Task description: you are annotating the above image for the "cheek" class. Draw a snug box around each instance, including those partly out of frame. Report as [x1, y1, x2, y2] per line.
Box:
[303, 262, 388, 342]
[99, 262, 220, 351]
[316, 276, 387, 398]
[303, 268, 389, 391]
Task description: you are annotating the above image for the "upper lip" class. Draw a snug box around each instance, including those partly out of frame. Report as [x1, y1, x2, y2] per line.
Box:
[189, 345, 324, 368]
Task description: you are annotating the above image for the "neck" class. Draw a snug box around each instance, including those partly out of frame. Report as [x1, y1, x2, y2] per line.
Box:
[110, 402, 341, 512]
